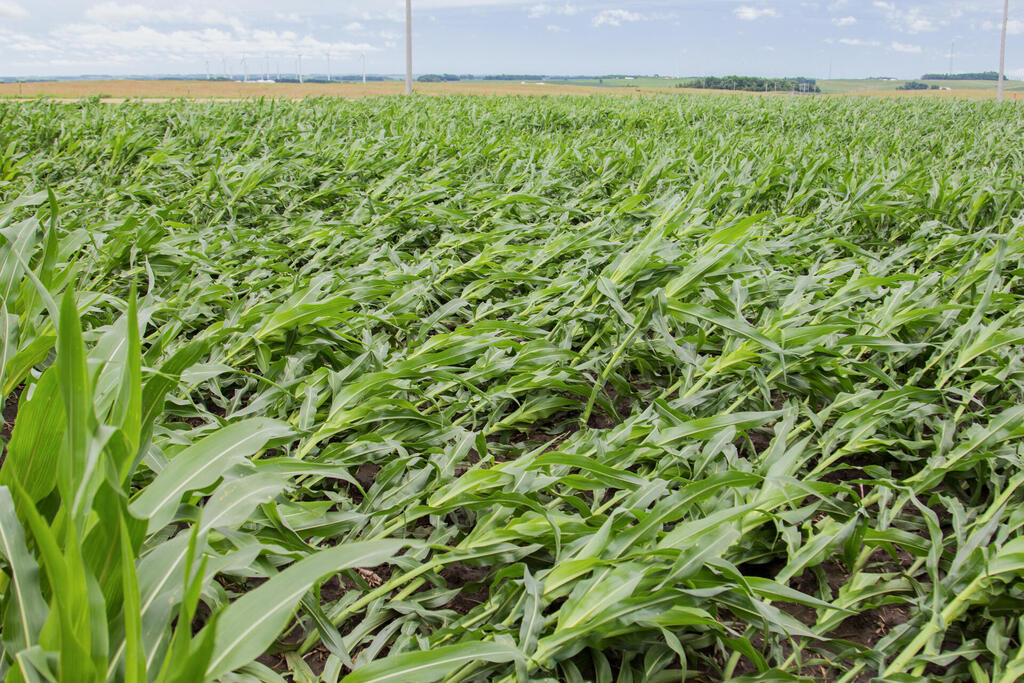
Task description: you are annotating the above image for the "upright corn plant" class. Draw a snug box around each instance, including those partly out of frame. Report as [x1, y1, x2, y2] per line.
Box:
[0, 191, 209, 681]
[0, 213, 409, 682]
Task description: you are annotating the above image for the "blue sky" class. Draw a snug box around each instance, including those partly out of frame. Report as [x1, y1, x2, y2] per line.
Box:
[1, 1, 1021, 79]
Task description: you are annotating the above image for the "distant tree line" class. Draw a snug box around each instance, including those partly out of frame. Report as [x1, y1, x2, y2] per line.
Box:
[273, 76, 393, 83]
[482, 75, 547, 81]
[334, 75, 392, 82]
[417, 74, 461, 82]
[897, 81, 941, 90]
[921, 72, 998, 81]
[680, 76, 821, 93]
[563, 75, 655, 80]
[480, 74, 660, 81]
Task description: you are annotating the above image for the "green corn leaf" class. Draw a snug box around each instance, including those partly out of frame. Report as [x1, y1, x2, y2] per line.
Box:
[130, 418, 295, 532]
[339, 640, 523, 683]
[1, 332, 56, 399]
[205, 539, 415, 677]
[0, 486, 48, 654]
[1, 367, 64, 503]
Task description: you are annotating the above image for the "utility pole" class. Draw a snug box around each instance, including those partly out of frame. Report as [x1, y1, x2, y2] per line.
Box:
[406, 0, 413, 95]
[998, 0, 1009, 102]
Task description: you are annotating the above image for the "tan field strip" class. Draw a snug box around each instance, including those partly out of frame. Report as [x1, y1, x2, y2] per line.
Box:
[846, 88, 1011, 100]
[0, 79, 1015, 102]
[0, 79, 684, 100]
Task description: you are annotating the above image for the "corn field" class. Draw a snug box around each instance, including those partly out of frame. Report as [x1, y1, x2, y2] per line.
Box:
[2, 95, 1024, 682]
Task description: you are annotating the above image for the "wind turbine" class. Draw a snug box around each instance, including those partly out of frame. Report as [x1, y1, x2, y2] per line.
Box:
[242, 53, 248, 83]
[406, 0, 413, 95]
[298, 53, 303, 84]
[362, 53, 367, 84]
[327, 50, 332, 82]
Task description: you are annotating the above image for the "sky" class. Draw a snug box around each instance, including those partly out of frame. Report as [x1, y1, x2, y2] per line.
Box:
[0, 0, 1021, 80]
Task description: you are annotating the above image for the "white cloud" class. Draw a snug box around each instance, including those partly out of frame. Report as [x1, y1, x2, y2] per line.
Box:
[0, 29, 54, 52]
[983, 19, 1024, 35]
[734, 6, 780, 21]
[401, 0, 539, 5]
[839, 38, 880, 46]
[592, 9, 644, 27]
[905, 15, 932, 32]
[891, 41, 921, 53]
[528, 3, 547, 18]
[85, 3, 150, 23]
[872, 1, 935, 33]
[546, 24, 568, 32]
[527, 2, 579, 19]
[0, 0, 27, 19]
[832, 16, 856, 26]
[37, 23, 378, 64]
[16, 1, 409, 70]
[84, 3, 240, 28]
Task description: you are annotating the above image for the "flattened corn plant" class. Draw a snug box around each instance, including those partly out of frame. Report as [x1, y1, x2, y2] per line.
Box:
[1, 95, 1024, 682]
